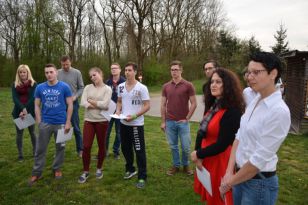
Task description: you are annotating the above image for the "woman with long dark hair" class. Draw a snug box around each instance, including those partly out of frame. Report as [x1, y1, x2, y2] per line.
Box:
[191, 68, 245, 205]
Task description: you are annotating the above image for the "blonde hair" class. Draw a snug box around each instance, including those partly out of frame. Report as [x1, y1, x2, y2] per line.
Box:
[89, 67, 104, 78]
[14, 64, 36, 87]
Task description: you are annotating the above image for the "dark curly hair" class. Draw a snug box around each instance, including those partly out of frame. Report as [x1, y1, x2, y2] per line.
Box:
[203, 68, 245, 113]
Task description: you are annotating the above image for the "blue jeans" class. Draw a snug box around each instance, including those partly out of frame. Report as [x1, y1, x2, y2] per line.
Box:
[233, 175, 279, 205]
[72, 101, 83, 153]
[106, 118, 121, 155]
[165, 120, 191, 167]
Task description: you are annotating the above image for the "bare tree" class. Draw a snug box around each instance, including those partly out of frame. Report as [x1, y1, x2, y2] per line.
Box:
[121, 0, 156, 73]
[40, 0, 90, 60]
[0, 0, 27, 65]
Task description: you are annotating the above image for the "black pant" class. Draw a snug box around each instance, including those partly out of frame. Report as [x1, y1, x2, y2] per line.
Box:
[120, 123, 147, 180]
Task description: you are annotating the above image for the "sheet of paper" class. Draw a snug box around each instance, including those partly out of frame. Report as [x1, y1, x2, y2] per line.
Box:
[109, 114, 127, 120]
[56, 127, 73, 143]
[13, 114, 35, 130]
[100, 100, 117, 121]
[196, 166, 212, 196]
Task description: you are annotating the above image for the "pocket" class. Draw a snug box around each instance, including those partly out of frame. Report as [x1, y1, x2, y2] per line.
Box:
[38, 122, 46, 129]
[246, 178, 262, 191]
[267, 176, 279, 191]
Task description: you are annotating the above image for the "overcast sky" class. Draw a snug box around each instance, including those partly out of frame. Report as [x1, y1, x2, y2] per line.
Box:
[223, 0, 308, 51]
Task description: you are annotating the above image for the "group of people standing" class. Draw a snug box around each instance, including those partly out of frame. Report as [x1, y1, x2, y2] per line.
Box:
[189, 52, 290, 205]
[12, 56, 150, 189]
[12, 51, 291, 204]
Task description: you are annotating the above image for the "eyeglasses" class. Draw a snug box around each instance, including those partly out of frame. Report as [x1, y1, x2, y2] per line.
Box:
[204, 67, 215, 72]
[246, 69, 267, 77]
[111, 67, 119, 70]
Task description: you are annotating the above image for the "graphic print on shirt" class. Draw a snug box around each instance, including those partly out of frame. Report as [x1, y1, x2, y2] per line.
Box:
[42, 89, 61, 108]
[132, 90, 142, 105]
[119, 85, 124, 94]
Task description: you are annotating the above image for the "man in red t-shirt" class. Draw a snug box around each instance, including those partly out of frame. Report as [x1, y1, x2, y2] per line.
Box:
[160, 60, 197, 176]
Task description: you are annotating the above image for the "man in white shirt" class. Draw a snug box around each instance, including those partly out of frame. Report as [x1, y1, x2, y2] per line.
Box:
[220, 52, 291, 205]
[115, 62, 150, 189]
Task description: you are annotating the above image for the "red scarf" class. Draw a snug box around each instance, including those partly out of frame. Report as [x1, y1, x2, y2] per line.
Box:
[16, 80, 32, 104]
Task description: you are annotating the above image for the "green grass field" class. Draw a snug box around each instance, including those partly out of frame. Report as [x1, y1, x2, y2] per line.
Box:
[0, 87, 307, 205]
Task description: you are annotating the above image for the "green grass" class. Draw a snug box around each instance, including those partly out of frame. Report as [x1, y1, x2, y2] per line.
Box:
[0, 87, 307, 205]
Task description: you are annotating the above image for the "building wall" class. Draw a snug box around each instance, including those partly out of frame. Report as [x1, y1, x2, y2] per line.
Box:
[285, 54, 307, 133]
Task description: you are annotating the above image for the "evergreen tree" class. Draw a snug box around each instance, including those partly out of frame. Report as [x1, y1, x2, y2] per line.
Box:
[248, 35, 261, 56]
[217, 30, 240, 67]
[271, 24, 289, 55]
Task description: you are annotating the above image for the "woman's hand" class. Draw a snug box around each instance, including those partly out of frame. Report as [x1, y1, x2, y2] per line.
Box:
[191, 151, 203, 170]
[191, 151, 198, 162]
[219, 172, 233, 195]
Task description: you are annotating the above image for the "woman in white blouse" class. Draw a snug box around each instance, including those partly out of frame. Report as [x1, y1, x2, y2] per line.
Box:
[220, 52, 291, 205]
[78, 67, 112, 183]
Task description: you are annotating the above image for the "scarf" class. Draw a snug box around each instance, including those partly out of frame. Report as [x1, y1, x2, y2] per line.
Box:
[16, 80, 32, 105]
[194, 99, 221, 150]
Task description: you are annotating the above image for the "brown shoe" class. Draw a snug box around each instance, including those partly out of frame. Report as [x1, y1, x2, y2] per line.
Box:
[183, 166, 194, 176]
[54, 170, 63, 179]
[28, 175, 41, 186]
[166, 166, 180, 176]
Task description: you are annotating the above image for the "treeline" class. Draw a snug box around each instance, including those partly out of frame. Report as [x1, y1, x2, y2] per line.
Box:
[0, 0, 286, 86]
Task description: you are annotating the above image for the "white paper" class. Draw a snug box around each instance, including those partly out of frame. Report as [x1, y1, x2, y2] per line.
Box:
[196, 166, 212, 196]
[100, 100, 117, 121]
[109, 114, 127, 120]
[13, 114, 35, 130]
[56, 128, 73, 143]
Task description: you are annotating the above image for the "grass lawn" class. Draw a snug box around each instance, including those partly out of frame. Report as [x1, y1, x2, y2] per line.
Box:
[0, 87, 307, 205]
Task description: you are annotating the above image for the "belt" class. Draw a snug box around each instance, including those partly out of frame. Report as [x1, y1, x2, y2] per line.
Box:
[235, 165, 276, 179]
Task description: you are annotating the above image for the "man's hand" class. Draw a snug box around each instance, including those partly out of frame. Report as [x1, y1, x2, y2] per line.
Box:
[72, 95, 77, 101]
[64, 122, 72, 134]
[125, 114, 137, 122]
[125, 115, 133, 122]
[160, 122, 166, 132]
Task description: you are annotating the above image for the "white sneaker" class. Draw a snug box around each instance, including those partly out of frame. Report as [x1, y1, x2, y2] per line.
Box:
[123, 171, 137, 179]
[78, 172, 89, 183]
[96, 169, 103, 179]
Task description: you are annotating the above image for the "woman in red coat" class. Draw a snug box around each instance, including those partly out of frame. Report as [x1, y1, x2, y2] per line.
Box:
[191, 68, 245, 205]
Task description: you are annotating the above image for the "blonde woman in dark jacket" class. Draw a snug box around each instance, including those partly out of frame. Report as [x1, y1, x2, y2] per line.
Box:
[12, 64, 37, 162]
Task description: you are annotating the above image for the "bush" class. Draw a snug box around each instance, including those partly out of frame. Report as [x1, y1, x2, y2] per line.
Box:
[142, 61, 169, 86]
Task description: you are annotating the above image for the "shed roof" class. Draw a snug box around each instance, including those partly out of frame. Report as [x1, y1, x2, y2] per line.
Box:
[280, 50, 308, 58]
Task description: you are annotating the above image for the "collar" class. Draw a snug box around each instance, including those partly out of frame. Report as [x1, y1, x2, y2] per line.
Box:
[261, 90, 282, 108]
[171, 79, 184, 85]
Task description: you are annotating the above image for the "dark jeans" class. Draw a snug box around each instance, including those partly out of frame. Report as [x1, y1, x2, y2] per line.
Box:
[106, 118, 121, 155]
[15, 124, 36, 157]
[120, 124, 147, 180]
[72, 101, 83, 153]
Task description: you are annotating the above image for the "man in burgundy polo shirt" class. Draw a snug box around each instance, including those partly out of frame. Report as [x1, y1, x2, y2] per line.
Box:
[160, 60, 197, 176]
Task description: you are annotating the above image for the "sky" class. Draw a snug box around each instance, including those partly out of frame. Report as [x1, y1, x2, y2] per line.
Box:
[223, 0, 308, 51]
